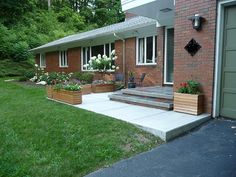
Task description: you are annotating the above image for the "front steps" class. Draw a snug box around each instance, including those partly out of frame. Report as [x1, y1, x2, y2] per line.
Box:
[108, 87, 174, 110]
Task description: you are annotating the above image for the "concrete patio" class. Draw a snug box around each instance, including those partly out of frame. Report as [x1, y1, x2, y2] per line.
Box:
[73, 92, 211, 141]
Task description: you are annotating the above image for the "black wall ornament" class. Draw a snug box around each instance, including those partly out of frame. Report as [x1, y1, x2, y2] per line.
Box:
[184, 38, 201, 56]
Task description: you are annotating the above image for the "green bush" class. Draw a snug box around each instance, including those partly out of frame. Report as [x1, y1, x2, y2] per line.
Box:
[0, 59, 33, 77]
[19, 76, 28, 82]
[73, 72, 94, 84]
[24, 70, 35, 79]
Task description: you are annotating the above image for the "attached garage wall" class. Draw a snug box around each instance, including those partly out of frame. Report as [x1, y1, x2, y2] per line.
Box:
[174, 0, 217, 113]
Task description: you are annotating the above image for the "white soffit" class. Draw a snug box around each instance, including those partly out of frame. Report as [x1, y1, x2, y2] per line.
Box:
[122, 0, 174, 27]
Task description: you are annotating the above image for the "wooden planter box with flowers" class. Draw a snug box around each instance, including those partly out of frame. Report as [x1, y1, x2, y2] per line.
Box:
[46, 85, 53, 98]
[53, 89, 82, 105]
[174, 80, 203, 115]
[92, 83, 115, 93]
[46, 82, 82, 105]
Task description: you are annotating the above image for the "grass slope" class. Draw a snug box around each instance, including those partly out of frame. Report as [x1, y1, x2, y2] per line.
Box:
[0, 60, 33, 77]
[0, 79, 162, 177]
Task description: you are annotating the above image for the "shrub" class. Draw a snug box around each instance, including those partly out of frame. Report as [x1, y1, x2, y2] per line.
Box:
[19, 76, 28, 82]
[86, 51, 119, 73]
[73, 72, 94, 84]
[39, 72, 73, 85]
[24, 70, 35, 79]
[54, 83, 81, 91]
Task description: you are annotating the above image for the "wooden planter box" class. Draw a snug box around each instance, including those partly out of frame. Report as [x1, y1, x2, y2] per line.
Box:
[174, 92, 203, 115]
[92, 84, 114, 93]
[46, 85, 53, 98]
[53, 89, 82, 105]
[81, 84, 92, 95]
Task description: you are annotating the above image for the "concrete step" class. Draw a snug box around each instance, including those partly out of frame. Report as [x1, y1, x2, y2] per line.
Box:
[121, 88, 173, 100]
[109, 93, 173, 110]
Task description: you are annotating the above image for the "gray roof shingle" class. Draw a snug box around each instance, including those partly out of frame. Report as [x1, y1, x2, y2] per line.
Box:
[30, 16, 156, 52]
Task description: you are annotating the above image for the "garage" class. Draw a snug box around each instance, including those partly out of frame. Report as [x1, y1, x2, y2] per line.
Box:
[220, 4, 236, 119]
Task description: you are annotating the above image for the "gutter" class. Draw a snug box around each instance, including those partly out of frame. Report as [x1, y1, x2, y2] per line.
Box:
[113, 33, 126, 84]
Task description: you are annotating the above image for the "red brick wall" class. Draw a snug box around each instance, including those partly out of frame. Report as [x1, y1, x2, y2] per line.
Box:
[35, 47, 81, 73]
[113, 27, 164, 87]
[174, 0, 217, 113]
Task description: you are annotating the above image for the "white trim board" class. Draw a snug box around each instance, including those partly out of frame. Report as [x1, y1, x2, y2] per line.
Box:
[213, 0, 236, 118]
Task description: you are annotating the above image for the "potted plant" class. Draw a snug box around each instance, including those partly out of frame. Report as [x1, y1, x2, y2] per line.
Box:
[86, 50, 119, 93]
[174, 80, 203, 115]
[53, 83, 82, 105]
[127, 71, 136, 88]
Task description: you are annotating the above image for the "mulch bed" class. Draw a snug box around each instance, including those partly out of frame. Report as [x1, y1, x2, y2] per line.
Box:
[13, 81, 45, 88]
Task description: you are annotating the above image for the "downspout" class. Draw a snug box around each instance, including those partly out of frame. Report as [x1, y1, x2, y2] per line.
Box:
[113, 33, 126, 84]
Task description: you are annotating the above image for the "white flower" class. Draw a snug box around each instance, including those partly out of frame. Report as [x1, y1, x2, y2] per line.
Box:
[111, 50, 115, 55]
[35, 64, 38, 67]
[91, 56, 96, 60]
[112, 65, 116, 69]
[36, 81, 47, 85]
[30, 76, 37, 82]
[83, 64, 89, 67]
[89, 60, 92, 63]
[97, 54, 101, 59]
[116, 66, 119, 70]
[113, 56, 118, 60]
[102, 54, 107, 58]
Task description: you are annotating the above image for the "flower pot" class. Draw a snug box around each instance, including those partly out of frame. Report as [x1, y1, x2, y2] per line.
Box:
[81, 84, 92, 95]
[128, 82, 136, 88]
[53, 89, 82, 105]
[46, 85, 53, 98]
[92, 84, 114, 93]
[174, 92, 203, 115]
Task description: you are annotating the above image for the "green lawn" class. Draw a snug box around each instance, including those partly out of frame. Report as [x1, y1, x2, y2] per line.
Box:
[0, 78, 162, 177]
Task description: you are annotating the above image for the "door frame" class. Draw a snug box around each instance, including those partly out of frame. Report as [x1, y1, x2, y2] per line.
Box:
[213, 0, 236, 118]
[164, 27, 174, 85]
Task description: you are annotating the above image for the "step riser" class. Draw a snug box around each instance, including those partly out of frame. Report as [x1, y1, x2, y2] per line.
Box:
[124, 93, 172, 103]
[121, 89, 173, 100]
[110, 98, 171, 110]
[109, 94, 173, 110]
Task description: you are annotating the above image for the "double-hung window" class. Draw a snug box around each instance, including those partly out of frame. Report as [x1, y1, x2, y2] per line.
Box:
[136, 36, 157, 65]
[59, 50, 68, 67]
[40, 53, 46, 68]
[82, 43, 115, 71]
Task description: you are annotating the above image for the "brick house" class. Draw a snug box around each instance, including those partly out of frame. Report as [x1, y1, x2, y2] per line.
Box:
[31, 0, 236, 119]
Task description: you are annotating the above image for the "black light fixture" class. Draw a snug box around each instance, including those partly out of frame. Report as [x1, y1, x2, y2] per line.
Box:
[188, 14, 205, 31]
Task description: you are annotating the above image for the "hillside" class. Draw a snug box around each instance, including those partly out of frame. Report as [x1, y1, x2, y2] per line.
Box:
[0, 0, 124, 77]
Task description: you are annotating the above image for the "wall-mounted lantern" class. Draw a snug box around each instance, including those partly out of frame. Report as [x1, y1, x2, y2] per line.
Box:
[188, 14, 205, 31]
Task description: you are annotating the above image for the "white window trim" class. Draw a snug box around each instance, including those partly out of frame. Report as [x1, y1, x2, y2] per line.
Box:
[136, 35, 157, 66]
[39, 53, 46, 68]
[59, 50, 68, 68]
[81, 43, 115, 71]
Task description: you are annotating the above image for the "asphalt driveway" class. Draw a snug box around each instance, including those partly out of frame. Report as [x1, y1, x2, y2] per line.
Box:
[86, 119, 236, 177]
